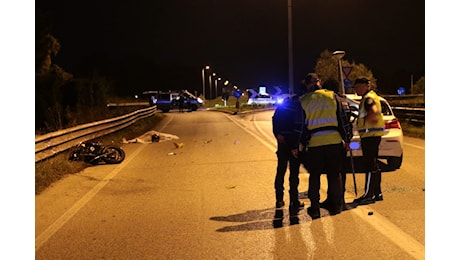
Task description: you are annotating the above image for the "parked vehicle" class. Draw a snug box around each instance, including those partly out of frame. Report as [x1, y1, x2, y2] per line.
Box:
[68, 141, 125, 165]
[346, 94, 404, 170]
[143, 90, 203, 112]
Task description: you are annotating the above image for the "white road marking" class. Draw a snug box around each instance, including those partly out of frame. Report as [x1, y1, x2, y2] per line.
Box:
[405, 142, 424, 150]
[230, 113, 425, 259]
[351, 205, 425, 260]
[35, 145, 147, 251]
[36, 116, 173, 251]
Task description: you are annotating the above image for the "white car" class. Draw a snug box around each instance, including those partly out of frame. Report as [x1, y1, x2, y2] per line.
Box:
[345, 94, 404, 170]
[247, 94, 277, 105]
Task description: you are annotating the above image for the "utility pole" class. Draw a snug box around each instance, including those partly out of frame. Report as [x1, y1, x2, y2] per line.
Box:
[287, 0, 294, 95]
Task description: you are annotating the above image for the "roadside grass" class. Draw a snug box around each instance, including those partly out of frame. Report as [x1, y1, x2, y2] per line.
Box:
[35, 113, 165, 195]
[401, 121, 425, 139]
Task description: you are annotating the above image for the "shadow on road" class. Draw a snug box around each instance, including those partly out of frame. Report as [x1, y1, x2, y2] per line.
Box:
[210, 204, 358, 232]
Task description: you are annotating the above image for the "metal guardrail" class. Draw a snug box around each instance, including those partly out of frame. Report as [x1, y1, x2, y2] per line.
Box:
[35, 105, 156, 163]
[392, 106, 425, 124]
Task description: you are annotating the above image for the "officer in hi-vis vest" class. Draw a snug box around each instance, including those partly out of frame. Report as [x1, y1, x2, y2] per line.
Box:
[353, 77, 385, 205]
[299, 73, 350, 219]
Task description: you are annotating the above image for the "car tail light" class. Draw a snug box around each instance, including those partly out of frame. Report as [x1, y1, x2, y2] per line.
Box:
[385, 118, 401, 129]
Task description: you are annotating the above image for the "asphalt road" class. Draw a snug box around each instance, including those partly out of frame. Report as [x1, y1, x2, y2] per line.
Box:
[35, 109, 425, 259]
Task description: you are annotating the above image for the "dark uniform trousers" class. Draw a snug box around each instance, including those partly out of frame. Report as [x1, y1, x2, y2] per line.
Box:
[274, 143, 301, 203]
[305, 143, 343, 208]
[361, 136, 382, 197]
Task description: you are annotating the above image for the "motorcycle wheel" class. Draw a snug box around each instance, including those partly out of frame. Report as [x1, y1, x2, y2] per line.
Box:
[68, 146, 81, 161]
[102, 146, 125, 164]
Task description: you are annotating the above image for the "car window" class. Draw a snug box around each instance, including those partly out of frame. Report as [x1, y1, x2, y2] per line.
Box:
[380, 101, 393, 116]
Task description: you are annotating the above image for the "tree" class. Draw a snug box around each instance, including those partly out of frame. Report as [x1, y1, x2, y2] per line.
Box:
[412, 76, 424, 94]
[314, 50, 378, 94]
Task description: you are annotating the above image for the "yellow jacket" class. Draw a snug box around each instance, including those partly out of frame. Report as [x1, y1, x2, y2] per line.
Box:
[300, 89, 342, 147]
[357, 90, 385, 138]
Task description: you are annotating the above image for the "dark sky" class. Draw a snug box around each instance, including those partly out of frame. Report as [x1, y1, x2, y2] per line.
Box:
[36, 0, 425, 96]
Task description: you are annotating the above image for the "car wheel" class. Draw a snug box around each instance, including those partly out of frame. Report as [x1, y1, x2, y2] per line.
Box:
[387, 155, 403, 170]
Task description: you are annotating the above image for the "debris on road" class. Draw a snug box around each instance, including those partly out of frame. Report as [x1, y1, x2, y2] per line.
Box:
[174, 142, 184, 148]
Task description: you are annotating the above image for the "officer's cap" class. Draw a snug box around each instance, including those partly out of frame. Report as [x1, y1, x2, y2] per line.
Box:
[354, 77, 370, 85]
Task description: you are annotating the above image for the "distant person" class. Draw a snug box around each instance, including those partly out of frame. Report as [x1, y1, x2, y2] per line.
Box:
[179, 94, 185, 113]
[352, 77, 385, 205]
[272, 86, 306, 211]
[320, 79, 354, 211]
[299, 73, 350, 218]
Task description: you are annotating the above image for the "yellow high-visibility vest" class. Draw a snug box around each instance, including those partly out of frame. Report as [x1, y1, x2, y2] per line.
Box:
[300, 89, 342, 147]
[357, 90, 385, 138]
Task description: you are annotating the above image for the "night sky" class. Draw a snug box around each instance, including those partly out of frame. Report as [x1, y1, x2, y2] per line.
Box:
[36, 0, 425, 95]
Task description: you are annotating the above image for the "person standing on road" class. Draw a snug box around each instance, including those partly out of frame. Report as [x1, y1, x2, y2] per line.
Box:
[272, 86, 306, 211]
[178, 94, 185, 113]
[320, 79, 354, 211]
[299, 73, 349, 219]
[352, 77, 386, 205]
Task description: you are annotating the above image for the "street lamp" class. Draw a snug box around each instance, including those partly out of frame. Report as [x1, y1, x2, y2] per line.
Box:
[215, 77, 221, 98]
[209, 73, 214, 100]
[202, 66, 210, 100]
[333, 50, 346, 95]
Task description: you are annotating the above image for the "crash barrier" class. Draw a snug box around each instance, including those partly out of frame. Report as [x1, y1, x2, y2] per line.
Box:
[35, 106, 157, 163]
[392, 107, 425, 124]
[106, 102, 150, 107]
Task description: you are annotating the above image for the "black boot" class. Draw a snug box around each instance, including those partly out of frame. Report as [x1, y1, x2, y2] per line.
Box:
[276, 191, 284, 208]
[289, 190, 304, 211]
[353, 171, 376, 205]
[307, 200, 321, 219]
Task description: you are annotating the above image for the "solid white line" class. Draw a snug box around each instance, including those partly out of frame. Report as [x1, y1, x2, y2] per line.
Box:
[36, 115, 173, 251]
[405, 142, 424, 150]
[35, 145, 147, 251]
[225, 114, 276, 153]
[351, 205, 425, 260]
[229, 113, 424, 259]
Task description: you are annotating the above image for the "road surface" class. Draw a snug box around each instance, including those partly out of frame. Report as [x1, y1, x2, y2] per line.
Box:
[36, 109, 425, 259]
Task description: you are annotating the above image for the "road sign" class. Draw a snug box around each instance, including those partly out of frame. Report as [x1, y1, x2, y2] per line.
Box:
[233, 90, 242, 98]
[344, 78, 353, 88]
[342, 66, 353, 78]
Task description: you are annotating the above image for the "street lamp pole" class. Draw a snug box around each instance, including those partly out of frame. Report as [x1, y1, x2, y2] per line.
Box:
[215, 77, 221, 98]
[202, 66, 209, 100]
[287, 0, 294, 95]
[333, 50, 346, 95]
[209, 73, 213, 100]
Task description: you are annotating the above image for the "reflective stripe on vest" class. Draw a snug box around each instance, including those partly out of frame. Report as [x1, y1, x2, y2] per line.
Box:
[357, 90, 385, 138]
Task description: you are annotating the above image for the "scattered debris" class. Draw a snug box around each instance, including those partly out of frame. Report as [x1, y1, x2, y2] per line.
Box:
[174, 142, 184, 148]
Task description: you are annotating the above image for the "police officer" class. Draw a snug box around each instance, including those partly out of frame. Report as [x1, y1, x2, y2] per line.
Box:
[353, 77, 385, 205]
[272, 86, 305, 211]
[320, 79, 354, 211]
[299, 73, 348, 218]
